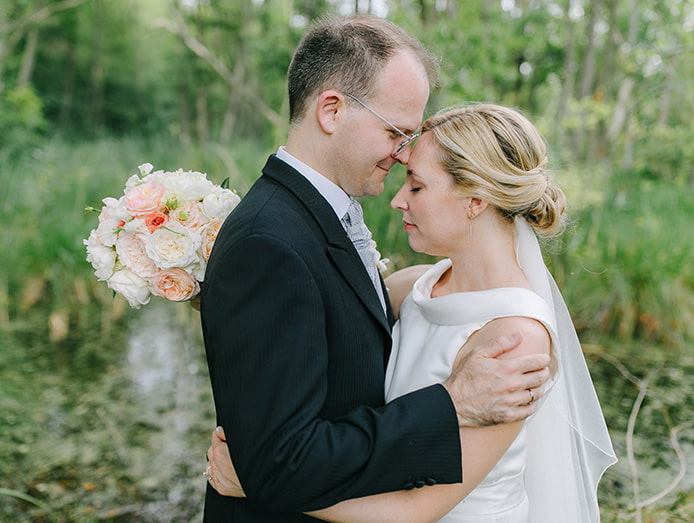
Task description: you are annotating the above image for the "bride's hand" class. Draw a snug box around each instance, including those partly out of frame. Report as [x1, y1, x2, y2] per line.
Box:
[205, 426, 247, 497]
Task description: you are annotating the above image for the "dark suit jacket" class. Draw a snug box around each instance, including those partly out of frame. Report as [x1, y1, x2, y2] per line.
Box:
[201, 155, 461, 521]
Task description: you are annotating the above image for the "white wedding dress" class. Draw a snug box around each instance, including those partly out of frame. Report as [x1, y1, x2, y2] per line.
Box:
[384, 219, 617, 522]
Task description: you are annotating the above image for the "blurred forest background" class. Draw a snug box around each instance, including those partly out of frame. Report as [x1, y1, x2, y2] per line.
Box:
[1, 0, 692, 521]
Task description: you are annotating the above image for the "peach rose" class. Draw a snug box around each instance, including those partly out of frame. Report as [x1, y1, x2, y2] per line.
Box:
[198, 219, 223, 262]
[150, 268, 200, 302]
[145, 212, 169, 233]
[125, 182, 166, 216]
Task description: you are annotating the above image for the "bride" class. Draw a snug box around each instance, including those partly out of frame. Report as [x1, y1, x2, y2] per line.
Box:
[206, 103, 617, 522]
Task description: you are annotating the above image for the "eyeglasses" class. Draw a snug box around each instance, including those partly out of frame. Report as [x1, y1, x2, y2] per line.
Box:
[344, 93, 420, 157]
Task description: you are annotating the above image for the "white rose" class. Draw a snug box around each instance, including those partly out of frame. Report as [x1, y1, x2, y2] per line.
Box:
[138, 163, 154, 175]
[189, 259, 206, 282]
[84, 231, 116, 281]
[145, 221, 201, 270]
[107, 269, 151, 308]
[95, 215, 122, 247]
[122, 216, 148, 234]
[124, 174, 144, 192]
[152, 170, 214, 202]
[101, 196, 131, 222]
[201, 188, 240, 220]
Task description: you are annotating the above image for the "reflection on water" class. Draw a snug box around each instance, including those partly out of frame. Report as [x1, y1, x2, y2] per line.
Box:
[126, 301, 205, 427]
[120, 300, 214, 521]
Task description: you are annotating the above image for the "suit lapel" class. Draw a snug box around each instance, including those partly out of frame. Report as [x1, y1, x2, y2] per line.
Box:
[262, 156, 392, 335]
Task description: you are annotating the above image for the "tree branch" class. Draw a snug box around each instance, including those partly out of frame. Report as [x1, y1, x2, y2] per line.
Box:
[2, 0, 91, 49]
[153, 6, 286, 132]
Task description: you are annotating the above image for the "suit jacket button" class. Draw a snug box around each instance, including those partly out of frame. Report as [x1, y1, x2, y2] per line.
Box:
[414, 480, 425, 488]
[402, 482, 415, 490]
[426, 478, 437, 486]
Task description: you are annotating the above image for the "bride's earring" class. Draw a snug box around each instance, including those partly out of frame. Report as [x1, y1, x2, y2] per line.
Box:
[468, 210, 475, 238]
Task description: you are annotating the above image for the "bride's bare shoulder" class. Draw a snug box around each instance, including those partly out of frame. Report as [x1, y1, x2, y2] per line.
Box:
[385, 264, 432, 319]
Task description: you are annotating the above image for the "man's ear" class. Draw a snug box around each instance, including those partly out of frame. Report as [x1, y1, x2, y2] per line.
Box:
[315, 90, 344, 134]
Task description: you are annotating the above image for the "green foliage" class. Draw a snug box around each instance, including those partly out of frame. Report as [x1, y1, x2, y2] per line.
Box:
[632, 124, 694, 184]
[547, 170, 694, 347]
[0, 86, 47, 151]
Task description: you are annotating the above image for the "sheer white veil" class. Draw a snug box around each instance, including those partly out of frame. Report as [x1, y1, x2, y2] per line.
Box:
[515, 217, 617, 522]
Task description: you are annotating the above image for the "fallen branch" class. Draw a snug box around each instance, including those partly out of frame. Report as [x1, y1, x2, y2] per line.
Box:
[625, 368, 657, 523]
[635, 418, 694, 509]
[0, 487, 52, 512]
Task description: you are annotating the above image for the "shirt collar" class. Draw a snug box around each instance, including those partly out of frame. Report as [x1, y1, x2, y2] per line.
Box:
[276, 146, 352, 219]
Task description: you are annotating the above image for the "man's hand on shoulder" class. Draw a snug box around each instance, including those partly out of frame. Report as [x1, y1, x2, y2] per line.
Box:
[442, 326, 551, 427]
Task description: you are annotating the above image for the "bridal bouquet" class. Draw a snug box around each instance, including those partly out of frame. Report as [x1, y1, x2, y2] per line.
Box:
[84, 163, 240, 308]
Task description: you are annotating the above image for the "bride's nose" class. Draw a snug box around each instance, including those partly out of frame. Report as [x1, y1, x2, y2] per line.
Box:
[391, 185, 408, 210]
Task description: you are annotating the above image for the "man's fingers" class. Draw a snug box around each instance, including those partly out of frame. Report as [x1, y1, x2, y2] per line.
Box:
[516, 353, 551, 374]
[472, 332, 523, 359]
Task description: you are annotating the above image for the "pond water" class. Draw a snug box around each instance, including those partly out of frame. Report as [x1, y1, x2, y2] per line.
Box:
[1, 301, 216, 522]
[1, 300, 692, 522]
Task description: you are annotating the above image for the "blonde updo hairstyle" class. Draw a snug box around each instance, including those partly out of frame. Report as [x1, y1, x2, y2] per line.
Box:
[422, 103, 566, 237]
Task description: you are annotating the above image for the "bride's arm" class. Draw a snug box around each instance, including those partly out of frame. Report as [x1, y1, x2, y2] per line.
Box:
[306, 316, 551, 522]
[384, 265, 431, 319]
[305, 423, 521, 522]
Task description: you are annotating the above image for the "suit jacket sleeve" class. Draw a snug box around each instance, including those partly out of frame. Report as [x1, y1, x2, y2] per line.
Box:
[202, 232, 461, 513]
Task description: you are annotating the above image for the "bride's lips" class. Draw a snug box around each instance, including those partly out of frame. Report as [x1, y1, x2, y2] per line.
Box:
[402, 219, 416, 231]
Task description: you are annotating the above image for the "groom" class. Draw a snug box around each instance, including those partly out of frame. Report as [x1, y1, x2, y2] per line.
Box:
[200, 15, 549, 521]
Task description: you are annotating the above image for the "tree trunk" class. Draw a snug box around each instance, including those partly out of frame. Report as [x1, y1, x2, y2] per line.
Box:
[572, 0, 602, 161]
[586, 0, 618, 160]
[554, 0, 576, 158]
[59, 40, 77, 129]
[17, 27, 39, 88]
[0, 3, 7, 95]
[657, 54, 676, 127]
[610, 0, 639, 167]
[578, 0, 600, 99]
[195, 87, 209, 144]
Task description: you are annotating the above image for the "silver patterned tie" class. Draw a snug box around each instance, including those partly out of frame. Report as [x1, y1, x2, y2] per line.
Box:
[342, 199, 386, 312]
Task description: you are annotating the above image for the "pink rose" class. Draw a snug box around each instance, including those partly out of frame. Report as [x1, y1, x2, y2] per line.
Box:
[150, 268, 200, 302]
[169, 200, 206, 230]
[125, 182, 166, 216]
[116, 231, 159, 279]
